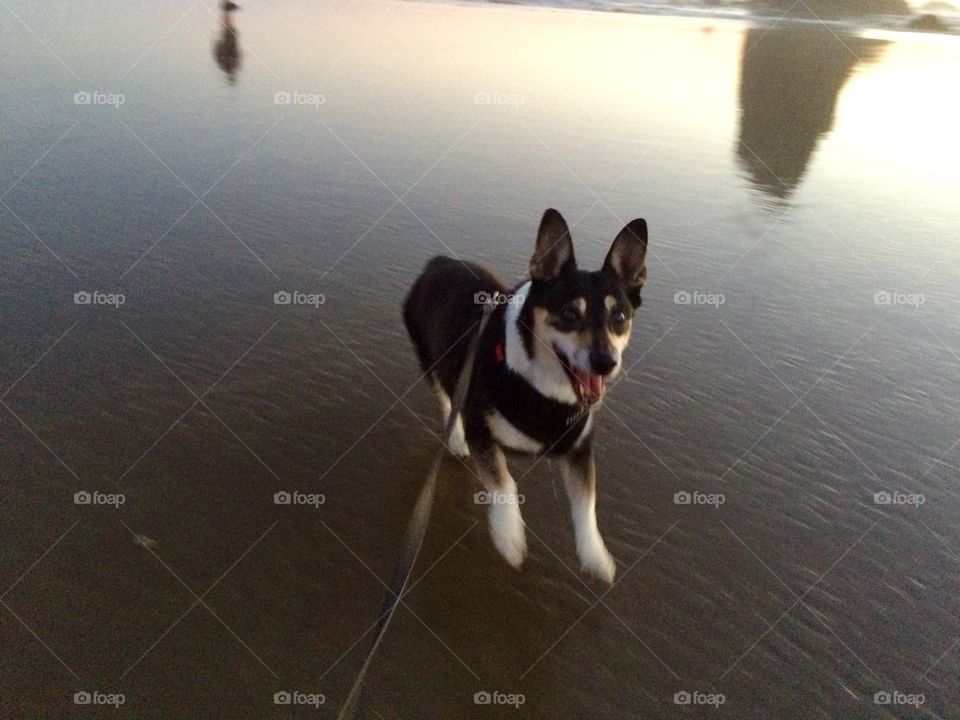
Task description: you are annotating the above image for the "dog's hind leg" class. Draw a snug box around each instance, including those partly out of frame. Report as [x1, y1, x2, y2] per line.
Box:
[562, 445, 616, 584]
[473, 445, 526, 569]
[432, 378, 469, 458]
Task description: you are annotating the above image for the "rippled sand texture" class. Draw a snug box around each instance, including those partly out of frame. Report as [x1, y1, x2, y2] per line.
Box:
[1, 1, 959, 717]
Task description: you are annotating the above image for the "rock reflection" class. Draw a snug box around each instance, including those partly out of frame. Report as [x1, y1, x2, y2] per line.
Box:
[737, 28, 887, 202]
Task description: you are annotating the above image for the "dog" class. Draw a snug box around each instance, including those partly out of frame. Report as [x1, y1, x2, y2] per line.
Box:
[403, 209, 648, 583]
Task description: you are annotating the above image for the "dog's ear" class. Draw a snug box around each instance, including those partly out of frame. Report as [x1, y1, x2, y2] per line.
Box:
[530, 209, 576, 282]
[604, 219, 647, 302]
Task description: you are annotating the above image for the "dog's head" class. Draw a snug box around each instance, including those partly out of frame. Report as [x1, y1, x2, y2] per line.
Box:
[518, 208, 647, 406]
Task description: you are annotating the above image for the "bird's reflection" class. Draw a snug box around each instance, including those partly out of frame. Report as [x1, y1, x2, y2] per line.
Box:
[736, 28, 886, 203]
[214, 1, 241, 85]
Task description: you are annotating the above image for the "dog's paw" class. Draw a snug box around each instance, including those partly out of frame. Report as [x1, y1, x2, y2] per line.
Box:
[445, 414, 470, 458]
[447, 431, 470, 458]
[579, 542, 616, 585]
[494, 528, 527, 569]
[489, 500, 527, 569]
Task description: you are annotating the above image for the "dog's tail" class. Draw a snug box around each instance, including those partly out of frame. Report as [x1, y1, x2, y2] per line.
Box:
[402, 256, 448, 373]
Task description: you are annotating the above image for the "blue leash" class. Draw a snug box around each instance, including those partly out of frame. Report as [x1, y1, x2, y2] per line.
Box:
[336, 303, 494, 720]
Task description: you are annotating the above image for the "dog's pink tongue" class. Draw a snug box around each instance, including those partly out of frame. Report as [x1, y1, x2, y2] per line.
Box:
[574, 369, 606, 403]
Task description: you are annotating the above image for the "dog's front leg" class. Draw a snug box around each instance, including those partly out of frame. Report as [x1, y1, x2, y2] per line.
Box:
[562, 444, 616, 584]
[473, 445, 527, 569]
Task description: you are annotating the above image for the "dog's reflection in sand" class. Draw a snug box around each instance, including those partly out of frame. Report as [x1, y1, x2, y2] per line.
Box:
[214, 1, 241, 84]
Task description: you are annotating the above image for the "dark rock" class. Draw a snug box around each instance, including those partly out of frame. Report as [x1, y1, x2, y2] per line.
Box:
[908, 13, 951, 30]
[753, 0, 911, 16]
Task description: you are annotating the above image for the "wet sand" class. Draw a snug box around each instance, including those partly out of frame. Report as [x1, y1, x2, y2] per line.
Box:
[1, 1, 959, 717]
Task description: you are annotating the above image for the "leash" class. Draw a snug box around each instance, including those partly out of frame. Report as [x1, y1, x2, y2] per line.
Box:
[336, 302, 495, 720]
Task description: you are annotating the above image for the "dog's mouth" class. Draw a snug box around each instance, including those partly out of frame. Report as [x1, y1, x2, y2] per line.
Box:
[553, 345, 605, 406]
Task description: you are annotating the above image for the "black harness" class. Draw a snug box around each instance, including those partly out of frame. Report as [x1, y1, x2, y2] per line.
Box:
[485, 317, 591, 455]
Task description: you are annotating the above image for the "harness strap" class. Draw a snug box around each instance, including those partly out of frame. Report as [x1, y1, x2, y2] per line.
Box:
[336, 302, 495, 720]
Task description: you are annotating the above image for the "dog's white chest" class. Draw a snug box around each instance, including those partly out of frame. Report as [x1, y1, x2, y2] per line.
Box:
[486, 411, 544, 453]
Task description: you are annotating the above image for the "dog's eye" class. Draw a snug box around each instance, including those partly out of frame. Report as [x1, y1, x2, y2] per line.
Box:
[560, 306, 581, 325]
[611, 308, 626, 324]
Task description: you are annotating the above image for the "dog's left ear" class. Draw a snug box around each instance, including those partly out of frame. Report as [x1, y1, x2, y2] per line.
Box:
[604, 219, 648, 304]
[530, 208, 576, 282]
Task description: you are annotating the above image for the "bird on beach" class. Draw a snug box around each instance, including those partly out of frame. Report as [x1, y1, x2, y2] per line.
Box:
[222, 1, 240, 10]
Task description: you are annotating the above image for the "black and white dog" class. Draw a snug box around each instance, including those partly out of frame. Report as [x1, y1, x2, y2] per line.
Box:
[403, 209, 648, 583]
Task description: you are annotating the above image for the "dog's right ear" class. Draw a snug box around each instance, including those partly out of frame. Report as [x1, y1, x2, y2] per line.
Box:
[604, 218, 648, 307]
[530, 209, 576, 282]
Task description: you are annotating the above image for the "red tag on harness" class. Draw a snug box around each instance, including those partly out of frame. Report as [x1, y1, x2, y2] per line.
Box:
[494, 342, 505, 364]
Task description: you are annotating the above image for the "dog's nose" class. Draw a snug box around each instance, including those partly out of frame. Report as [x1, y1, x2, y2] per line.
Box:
[590, 349, 617, 376]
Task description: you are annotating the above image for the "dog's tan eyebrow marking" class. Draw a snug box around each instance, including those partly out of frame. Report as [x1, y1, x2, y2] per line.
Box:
[604, 295, 617, 311]
[572, 298, 586, 313]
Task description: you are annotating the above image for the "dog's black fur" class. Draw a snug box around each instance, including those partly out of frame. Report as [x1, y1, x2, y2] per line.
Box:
[403, 208, 648, 582]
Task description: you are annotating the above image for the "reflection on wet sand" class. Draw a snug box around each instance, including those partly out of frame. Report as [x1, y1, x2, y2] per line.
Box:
[737, 29, 886, 201]
[214, 1, 241, 84]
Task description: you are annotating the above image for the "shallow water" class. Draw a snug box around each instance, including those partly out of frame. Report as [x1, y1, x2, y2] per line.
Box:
[1, 1, 959, 718]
